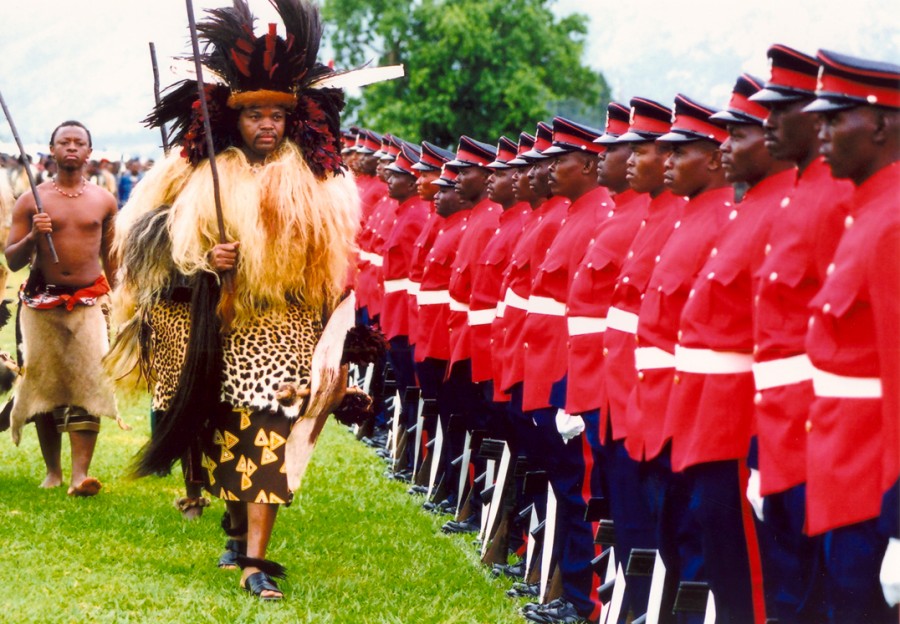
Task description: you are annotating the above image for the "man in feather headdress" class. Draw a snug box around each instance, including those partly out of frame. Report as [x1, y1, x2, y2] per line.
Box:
[109, 0, 362, 601]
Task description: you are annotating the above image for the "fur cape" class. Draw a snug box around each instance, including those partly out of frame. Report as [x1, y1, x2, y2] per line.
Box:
[12, 302, 119, 445]
[108, 139, 360, 488]
[112, 140, 359, 331]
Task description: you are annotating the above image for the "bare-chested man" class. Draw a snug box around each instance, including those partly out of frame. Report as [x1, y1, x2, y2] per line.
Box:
[5, 119, 119, 495]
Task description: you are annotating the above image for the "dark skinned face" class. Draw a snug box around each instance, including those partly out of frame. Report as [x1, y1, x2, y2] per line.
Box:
[416, 169, 441, 201]
[626, 141, 669, 195]
[763, 98, 819, 164]
[597, 143, 629, 191]
[721, 124, 770, 186]
[387, 171, 417, 201]
[237, 105, 286, 163]
[817, 106, 884, 184]
[663, 141, 719, 198]
[487, 167, 517, 208]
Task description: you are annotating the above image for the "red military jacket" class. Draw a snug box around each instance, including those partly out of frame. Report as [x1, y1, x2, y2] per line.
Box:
[603, 191, 684, 444]
[448, 198, 502, 368]
[624, 186, 733, 462]
[564, 189, 648, 415]
[381, 195, 431, 340]
[414, 209, 470, 362]
[665, 168, 796, 473]
[355, 173, 388, 226]
[752, 157, 852, 496]
[521, 185, 613, 411]
[470, 202, 533, 383]
[804, 162, 900, 535]
[355, 194, 397, 314]
[407, 208, 442, 346]
[495, 196, 570, 396]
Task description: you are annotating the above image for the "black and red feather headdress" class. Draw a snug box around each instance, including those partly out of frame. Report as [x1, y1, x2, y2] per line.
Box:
[145, 0, 344, 178]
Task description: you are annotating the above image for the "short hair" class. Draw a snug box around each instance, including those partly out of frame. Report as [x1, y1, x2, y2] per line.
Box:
[49, 120, 92, 148]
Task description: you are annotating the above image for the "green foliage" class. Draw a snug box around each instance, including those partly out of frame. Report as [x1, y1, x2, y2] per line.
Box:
[323, 0, 610, 147]
[0, 270, 526, 623]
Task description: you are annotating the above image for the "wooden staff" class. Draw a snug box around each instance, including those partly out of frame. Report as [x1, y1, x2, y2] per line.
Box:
[0, 89, 59, 263]
[148, 42, 169, 153]
[185, 0, 234, 327]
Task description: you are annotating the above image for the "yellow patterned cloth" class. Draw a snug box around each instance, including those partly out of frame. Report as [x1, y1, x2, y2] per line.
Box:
[199, 404, 294, 505]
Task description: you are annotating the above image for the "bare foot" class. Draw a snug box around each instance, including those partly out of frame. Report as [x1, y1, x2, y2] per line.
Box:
[40, 474, 63, 489]
[67, 477, 102, 497]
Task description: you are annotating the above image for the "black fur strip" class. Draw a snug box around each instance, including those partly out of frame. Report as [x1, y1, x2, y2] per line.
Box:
[131, 272, 223, 478]
[235, 555, 287, 579]
[332, 391, 374, 427]
[341, 325, 388, 366]
[220, 511, 248, 537]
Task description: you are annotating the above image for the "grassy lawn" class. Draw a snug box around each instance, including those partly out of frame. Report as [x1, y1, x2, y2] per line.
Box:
[0, 268, 527, 623]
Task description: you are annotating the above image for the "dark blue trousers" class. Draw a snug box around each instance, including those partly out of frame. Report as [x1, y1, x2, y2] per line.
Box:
[756, 484, 823, 623]
[683, 459, 763, 624]
[527, 403, 599, 620]
[811, 498, 898, 624]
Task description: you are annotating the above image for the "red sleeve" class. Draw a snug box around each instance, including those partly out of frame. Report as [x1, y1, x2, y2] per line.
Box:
[870, 223, 900, 492]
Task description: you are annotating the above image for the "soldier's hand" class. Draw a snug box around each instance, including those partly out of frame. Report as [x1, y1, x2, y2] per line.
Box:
[31, 212, 52, 236]
[209, 241, 240, 272]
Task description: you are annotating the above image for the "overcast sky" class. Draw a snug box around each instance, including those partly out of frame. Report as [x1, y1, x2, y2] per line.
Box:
[0, 0, 897, 160]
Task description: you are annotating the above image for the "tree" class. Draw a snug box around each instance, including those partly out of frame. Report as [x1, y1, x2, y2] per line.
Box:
[322, 0, 610, 148]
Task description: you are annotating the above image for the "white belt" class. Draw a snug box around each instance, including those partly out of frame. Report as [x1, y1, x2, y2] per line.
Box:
[526, 295, 566, 316]
[449, 298, 470, 312]
[496, 301, 506, 318]
[383, 278, 412, 294]
[752, 354, 815, 391]
[675, 346, 754, 374]
[359, 251, 383, 267]
[468, 307, 497, 326]
[567, 316, 607, 336]
[606, 306, 639, 334]
[635, 346, 675, 370]
[407, 281, 420, 296]
[503, 288, 530, 311]
[812, 366, 882, 399]
[417, 289, 452, 305]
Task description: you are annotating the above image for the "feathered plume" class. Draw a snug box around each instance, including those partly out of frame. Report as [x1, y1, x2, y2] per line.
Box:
[145, 0, 345, 177]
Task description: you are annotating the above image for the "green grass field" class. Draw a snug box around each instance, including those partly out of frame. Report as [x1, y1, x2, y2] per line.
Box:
[0, 268, 527, 624]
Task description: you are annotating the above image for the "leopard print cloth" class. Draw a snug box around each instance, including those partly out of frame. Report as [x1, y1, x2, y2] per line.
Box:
[149, 300, 322, 413]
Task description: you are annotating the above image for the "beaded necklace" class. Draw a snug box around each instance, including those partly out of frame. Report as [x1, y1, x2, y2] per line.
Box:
[51, 176, 87, 198]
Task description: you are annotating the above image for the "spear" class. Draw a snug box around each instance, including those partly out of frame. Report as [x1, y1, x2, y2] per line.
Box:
[185, 0, 234, 329]
[148, 42, 169, 153]
[0, 89, 59, 263]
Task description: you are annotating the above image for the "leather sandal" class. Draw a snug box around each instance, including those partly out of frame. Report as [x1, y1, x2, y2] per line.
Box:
[218, 538, 247, 569]
[218, 511, 248, 569]
[237, 555, 286, 601]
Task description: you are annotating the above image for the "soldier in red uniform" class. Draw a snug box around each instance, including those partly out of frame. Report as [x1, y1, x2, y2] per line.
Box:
[660, 70, 797, 623]
[408, 142, 455, 361]
[469, 137, 532, 431]
[519, 117, 611, 624]
[598, 97, 685, 622]
[560, 101, 651, 622]
[496, 122, 570, 405]
[490, 132, 542, 403]
[380, 143, 432, 472]
[743, 45, 854, 623]
[354, 130, 391, 326]
[621, 94, 733, 622]
[802, 49, 900, 623]
[437, 135, 502, 534]
[413, 164, 472, 489]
